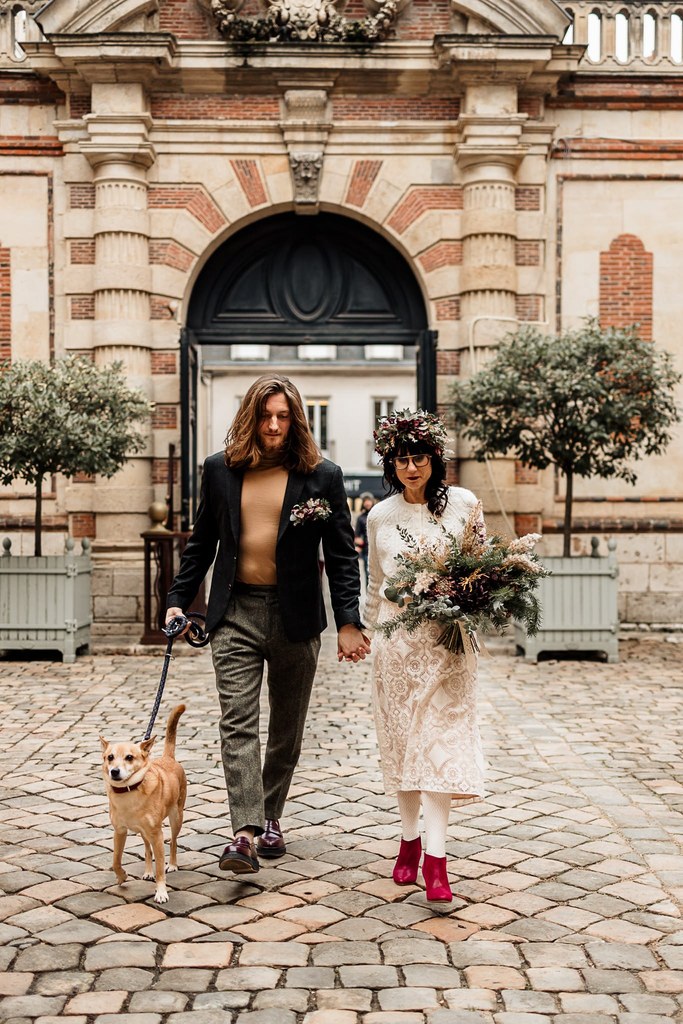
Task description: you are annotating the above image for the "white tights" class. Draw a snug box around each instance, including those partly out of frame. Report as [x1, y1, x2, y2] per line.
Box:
[397, 789, 451, 859]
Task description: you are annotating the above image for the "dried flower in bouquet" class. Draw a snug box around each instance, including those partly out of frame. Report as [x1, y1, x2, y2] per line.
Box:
[379, 503, 549, 654]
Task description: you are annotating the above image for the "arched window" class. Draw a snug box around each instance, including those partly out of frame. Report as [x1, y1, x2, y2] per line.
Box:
[643, 11, 657, 59]
[587, 10, 602, 61]
[615, 10, 630, 62]
[672, 12, 683, 63]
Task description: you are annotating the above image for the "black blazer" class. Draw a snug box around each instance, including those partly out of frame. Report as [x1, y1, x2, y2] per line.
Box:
[166, 452, 362, 641]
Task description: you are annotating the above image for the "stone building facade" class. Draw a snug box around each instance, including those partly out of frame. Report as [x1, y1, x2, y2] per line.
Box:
[1, 0, 682, 634]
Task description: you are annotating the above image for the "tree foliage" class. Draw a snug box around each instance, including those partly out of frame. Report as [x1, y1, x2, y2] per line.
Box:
[0, 357, 152, 554]
[449, 320, 681, 556]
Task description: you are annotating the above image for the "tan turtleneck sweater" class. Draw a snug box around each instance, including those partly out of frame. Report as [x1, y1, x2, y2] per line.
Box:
[236, 457, 289, 585]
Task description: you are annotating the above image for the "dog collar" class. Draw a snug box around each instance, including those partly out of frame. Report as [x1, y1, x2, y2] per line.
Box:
[109, 777, 145, 794]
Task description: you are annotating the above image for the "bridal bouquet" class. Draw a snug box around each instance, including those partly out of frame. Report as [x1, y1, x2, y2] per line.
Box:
[379, 503, 549, 654]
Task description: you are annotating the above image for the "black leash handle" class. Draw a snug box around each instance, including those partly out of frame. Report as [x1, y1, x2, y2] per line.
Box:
[143, 613, 210, 741]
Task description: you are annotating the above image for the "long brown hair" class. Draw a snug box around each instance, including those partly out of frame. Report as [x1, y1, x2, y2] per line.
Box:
[224, 374, 322, 473]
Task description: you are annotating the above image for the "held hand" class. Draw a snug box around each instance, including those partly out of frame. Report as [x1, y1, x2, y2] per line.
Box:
[165, 607, 190, 637]
[337, 625, 372, 664]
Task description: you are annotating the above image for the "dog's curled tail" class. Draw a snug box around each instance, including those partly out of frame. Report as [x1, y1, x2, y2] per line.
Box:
[164, 704, 186, 758]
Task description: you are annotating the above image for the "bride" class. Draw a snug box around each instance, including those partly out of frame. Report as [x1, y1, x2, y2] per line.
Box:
[363, 409, 486, 902]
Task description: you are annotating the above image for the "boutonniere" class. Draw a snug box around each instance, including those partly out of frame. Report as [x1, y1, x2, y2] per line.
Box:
[290, 497, 332, 527]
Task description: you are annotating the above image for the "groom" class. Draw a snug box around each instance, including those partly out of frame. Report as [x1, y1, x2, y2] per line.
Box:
[166, 374, 370, 873]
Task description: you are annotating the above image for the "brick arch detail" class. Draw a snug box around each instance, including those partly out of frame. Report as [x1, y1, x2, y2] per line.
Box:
[599, 233, 653, 341]
[175, 199, 442, 325]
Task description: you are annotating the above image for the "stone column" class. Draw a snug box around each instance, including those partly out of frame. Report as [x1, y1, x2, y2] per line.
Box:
[78, 83, 156, 624]
[454, 83, 528, 530]
[455, 84, 527, 353]
[81, 84, 155, 378]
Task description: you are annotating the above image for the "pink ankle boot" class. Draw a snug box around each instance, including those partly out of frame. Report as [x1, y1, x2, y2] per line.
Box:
[422, 853, 453, 902]
[392, 837, 422, 885]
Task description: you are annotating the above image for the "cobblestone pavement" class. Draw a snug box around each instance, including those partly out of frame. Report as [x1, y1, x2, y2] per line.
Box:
[1, 637, 683, 1024]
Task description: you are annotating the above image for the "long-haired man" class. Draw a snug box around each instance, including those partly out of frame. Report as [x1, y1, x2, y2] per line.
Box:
[166, 375, 369, 873]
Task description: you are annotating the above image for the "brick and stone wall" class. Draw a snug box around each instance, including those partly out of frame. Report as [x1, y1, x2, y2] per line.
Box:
[1, 1, 682, 632]
[599, 234, 653, 340]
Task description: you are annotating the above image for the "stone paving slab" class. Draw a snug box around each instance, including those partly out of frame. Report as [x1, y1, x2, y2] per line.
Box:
[0, 636, 682, 1023]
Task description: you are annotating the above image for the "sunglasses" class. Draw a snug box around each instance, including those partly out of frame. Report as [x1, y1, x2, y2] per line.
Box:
[391, 454, 432, 469]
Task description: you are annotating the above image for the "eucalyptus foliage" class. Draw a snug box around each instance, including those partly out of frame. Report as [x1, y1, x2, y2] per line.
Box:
[450, 320, 681, 556]
[0, 357, 152, 555]
[378, 509, 548, 653]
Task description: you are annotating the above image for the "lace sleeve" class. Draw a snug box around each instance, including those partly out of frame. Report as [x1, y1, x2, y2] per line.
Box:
[362, 510, 382, 631]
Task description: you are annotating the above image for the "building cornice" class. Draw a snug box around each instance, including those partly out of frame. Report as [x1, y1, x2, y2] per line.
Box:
[22, 32, 177, 85]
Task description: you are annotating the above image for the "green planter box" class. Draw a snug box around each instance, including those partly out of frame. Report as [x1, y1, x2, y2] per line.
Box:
[0, 537, 92, 663]
[514, 540, 619, 663]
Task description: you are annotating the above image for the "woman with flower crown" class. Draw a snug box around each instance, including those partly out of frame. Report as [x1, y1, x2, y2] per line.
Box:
[363, 409, 486, 903]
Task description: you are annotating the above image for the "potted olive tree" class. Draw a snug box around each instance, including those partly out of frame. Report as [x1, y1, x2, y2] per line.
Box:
[0, 356, 151, 662]
[450, 320, 681, 661]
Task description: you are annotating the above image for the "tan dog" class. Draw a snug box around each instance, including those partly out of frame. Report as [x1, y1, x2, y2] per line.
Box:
[100, 704, 187, 904]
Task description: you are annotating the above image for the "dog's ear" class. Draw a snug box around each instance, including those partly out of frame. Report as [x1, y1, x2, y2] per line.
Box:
[99, 735, 109, 752]
[140, 736, 156, 755]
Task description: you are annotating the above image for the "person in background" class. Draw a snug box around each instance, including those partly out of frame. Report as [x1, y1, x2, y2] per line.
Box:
[166, 374, 370, 875]
[354, 491, 376, 585]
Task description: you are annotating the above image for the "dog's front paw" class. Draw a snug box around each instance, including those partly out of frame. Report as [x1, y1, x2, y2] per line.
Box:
[115, 869, 128, 885]
[142, 872, 155, 881]
[166, 863, 178, 873]
[154, 886, 169, 904]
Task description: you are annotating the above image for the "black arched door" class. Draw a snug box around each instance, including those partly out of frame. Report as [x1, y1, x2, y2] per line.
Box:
[188, 212, 427, 344]
[182, 212, 434, 525]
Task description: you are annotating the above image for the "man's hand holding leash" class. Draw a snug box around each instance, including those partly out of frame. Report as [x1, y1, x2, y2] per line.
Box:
[165, 607, 189, 636]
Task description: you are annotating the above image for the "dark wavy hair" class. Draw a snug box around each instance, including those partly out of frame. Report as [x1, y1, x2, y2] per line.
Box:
[224, 374, 321, 473]
[381, 438, 449, 516]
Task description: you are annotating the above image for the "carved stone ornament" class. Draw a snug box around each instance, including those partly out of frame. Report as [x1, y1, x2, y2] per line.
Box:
[290, 152, 323, 204]
[211, 0, 401, 43]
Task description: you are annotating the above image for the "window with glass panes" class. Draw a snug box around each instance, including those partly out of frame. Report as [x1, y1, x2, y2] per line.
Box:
[373, 398, 395, 426]
[307, 399, 329, 452]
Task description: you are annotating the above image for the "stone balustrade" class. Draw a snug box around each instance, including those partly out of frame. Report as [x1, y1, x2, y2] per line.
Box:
[564, 0, 683, 69]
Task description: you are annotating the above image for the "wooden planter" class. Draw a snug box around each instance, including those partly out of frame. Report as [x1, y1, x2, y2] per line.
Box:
[514, 539, 619, 663]
[0, 537, 92, 663]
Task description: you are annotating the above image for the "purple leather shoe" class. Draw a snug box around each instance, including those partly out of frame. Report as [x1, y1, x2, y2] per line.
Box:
[219, 835, 259, 873]
[255, 818, 286, 859]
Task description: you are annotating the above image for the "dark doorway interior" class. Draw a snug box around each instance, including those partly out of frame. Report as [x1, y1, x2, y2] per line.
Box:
[182, 212, 434, 526]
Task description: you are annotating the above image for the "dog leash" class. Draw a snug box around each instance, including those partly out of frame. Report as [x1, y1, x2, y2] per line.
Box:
[143, 613, 210, 741]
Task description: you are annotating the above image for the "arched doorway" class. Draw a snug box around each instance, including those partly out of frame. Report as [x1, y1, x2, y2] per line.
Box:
[182, 212, 433, 527]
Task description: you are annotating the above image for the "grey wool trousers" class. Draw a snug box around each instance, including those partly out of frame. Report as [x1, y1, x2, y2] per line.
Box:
[210, 583, 321, 836]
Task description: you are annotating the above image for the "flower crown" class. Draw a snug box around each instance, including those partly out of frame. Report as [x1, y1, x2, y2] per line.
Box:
[373, 408, 449, 460]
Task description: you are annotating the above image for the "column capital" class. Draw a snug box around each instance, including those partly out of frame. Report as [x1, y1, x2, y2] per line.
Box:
[455, 114, 528, 175]
[80, 113, 155, 171]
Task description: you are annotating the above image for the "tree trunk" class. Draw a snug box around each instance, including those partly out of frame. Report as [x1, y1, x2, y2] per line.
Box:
[563, 468, 573, 558]
[34, 476, 43, 557]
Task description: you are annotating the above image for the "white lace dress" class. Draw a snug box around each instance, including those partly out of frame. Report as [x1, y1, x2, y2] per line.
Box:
[364, 488, 486, 802]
